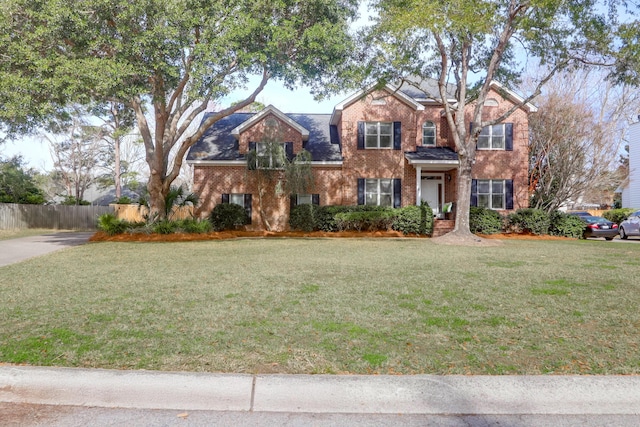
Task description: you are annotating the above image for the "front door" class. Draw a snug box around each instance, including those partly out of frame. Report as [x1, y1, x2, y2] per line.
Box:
[421, 175, 444, 217]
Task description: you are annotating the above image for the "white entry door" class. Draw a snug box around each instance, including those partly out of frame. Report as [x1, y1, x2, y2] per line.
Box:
[421, 175, 444, 217]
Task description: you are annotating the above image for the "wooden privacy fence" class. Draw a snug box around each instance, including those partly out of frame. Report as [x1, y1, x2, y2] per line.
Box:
[112, 204, 195, 222]
[0, 203, 114, 230]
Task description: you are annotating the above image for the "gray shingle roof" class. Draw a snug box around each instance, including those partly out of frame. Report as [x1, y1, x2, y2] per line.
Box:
[404, 147, 459, 162]
[187, 112, 342, 162]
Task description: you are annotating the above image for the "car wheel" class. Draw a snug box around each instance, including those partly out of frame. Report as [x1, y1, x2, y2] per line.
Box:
[620, 227, 628, 240]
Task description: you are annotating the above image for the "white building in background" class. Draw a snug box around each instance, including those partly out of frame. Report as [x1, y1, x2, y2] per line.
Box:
[621, 121, 640, 208]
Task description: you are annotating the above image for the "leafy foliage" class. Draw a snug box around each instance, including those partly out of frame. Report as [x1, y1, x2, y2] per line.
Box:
[334, 209, 396, 231]
[602, 208, 636, 225]
[0, 0, 358, 217]
[60, 196, 90, 206]
[391, 204, 433, 235]
[507, 208, 550, 235]
[209, 203, 248, 231]
[0, 156, 46, 204]
[548, 211, 586, 239]
[97, 213, 127, 236]
[289, 204, 317, 232]
[469, 207, 503, 235]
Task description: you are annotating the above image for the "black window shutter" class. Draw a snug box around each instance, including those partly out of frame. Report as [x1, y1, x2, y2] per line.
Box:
[312, 194, 320, 205]
[393, 178, 402, 208]
[244, 194, 252, 224]
[357, 122, 364, 150]
[393, 122, 401, 150]
[505, 179, 514, 209]
[471, 179, 478, 207]
[290, 195, 296, 211]
[505, 123, 513, 151]
[249, 142, 256, 151]
[222, 194, 230, 204]
[357, 179, 365, 205]
[285, 142, 294, 160]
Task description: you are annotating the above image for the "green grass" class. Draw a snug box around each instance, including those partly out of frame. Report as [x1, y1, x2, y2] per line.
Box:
[1, 238, 639, 375]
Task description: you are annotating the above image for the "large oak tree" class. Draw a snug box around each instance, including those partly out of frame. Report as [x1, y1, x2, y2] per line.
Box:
[363, 0, 628, 241]
[1, 0, 357, 217]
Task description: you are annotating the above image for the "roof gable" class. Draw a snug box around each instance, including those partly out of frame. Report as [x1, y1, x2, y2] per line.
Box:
[330, 84, 425, 125]
[231, 105, 310, 141]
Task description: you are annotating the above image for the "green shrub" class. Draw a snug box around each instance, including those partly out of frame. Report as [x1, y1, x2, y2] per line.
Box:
[334, 209, 396, 231]
[392, 204, 433, 235]
[549, 211, 585, 238]
[97, 213, 127, 235]
[507, 208, 550, 235]
[315, 205, 351, 231]
[315, 205, 393, 232]
[152, 219, 179, 234]
[114, 196, 133, 204]
[289, 204, 317, 232]
[178, 218, 212, 234]
[469, 207, 503, 234]
[602, 208, 635, 225]
[210, 203, 248, 231]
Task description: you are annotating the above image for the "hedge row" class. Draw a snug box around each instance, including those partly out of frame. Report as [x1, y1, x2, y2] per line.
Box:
[470, 207, 587, 238]
[97, 213, 213, 235]
[290, 203, 434, 235]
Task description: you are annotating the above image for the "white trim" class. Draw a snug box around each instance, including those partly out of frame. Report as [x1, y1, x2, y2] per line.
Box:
[230, 105, 310, 140]
[330, 84, 424, 125]
[187, 159, 343, 167]
[405, 157, 459, 167]
[187, 160, 246, 166]
[489, 81, 538, 113]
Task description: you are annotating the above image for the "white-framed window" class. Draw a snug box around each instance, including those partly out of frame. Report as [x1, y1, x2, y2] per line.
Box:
[229, 193, 245, 207]
[365, 178, 393, 206]
[477, 124, 506, 150]
[365, 122, 393, 149]
[422, 121, 436, 146]
[477, 180, 505, 209]
[296, 194, 313, 205]
[256, 142, 285, 169]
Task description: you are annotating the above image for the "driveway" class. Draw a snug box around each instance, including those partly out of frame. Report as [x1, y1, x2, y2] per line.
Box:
[0, 232, 93, 267]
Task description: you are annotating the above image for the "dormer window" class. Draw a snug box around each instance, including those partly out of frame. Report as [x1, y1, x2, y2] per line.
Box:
[255, 142, 285, 169]
[422, 121, 436, 146]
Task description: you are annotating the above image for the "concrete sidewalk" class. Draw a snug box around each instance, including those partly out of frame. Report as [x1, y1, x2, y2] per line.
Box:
[2, 366, 640, 415]
[0, 232, 93, 267]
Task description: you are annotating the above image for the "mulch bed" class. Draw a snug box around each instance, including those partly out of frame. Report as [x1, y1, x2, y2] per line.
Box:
[89, 230, 571, 243]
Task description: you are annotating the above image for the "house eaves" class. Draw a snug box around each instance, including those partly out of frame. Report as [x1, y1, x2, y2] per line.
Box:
[187, 159, 343, 167]
[330, 84, 424, 126]
[231, 105, 310, 140]
[489, 81, 538, 113]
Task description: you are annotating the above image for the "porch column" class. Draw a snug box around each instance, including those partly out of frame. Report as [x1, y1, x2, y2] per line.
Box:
[415, 166, 422, 206]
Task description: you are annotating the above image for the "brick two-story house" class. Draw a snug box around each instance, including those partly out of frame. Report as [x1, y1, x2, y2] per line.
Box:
[187, 80, 536, 231]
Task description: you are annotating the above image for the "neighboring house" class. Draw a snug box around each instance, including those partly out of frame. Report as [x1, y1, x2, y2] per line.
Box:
[620, 121, 640, 208]
[187, 80, 536, 231]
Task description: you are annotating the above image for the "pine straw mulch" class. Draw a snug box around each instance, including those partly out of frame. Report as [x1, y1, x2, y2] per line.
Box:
[89, 230, 573, 246]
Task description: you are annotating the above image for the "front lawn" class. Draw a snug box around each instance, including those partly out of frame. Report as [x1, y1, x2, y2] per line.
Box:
[1, 238, 639, 374]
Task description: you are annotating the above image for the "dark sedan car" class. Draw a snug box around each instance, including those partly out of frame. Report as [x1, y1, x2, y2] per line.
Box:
[569, 213, 618, 240]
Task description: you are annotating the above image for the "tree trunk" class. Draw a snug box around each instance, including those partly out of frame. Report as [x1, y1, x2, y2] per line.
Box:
[257, 185, 272, 231]
[114, 135, 121, 199]
[451, 153, 475, 237]
[147, 157, 166, 220]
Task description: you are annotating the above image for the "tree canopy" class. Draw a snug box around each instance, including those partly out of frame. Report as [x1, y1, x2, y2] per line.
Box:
[1, 0, 358, 216]
[0, 156, 46, 204]
[361, 0, 633, 240]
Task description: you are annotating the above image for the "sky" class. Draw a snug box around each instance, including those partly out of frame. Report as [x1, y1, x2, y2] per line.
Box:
[0, 82, 350, 171]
